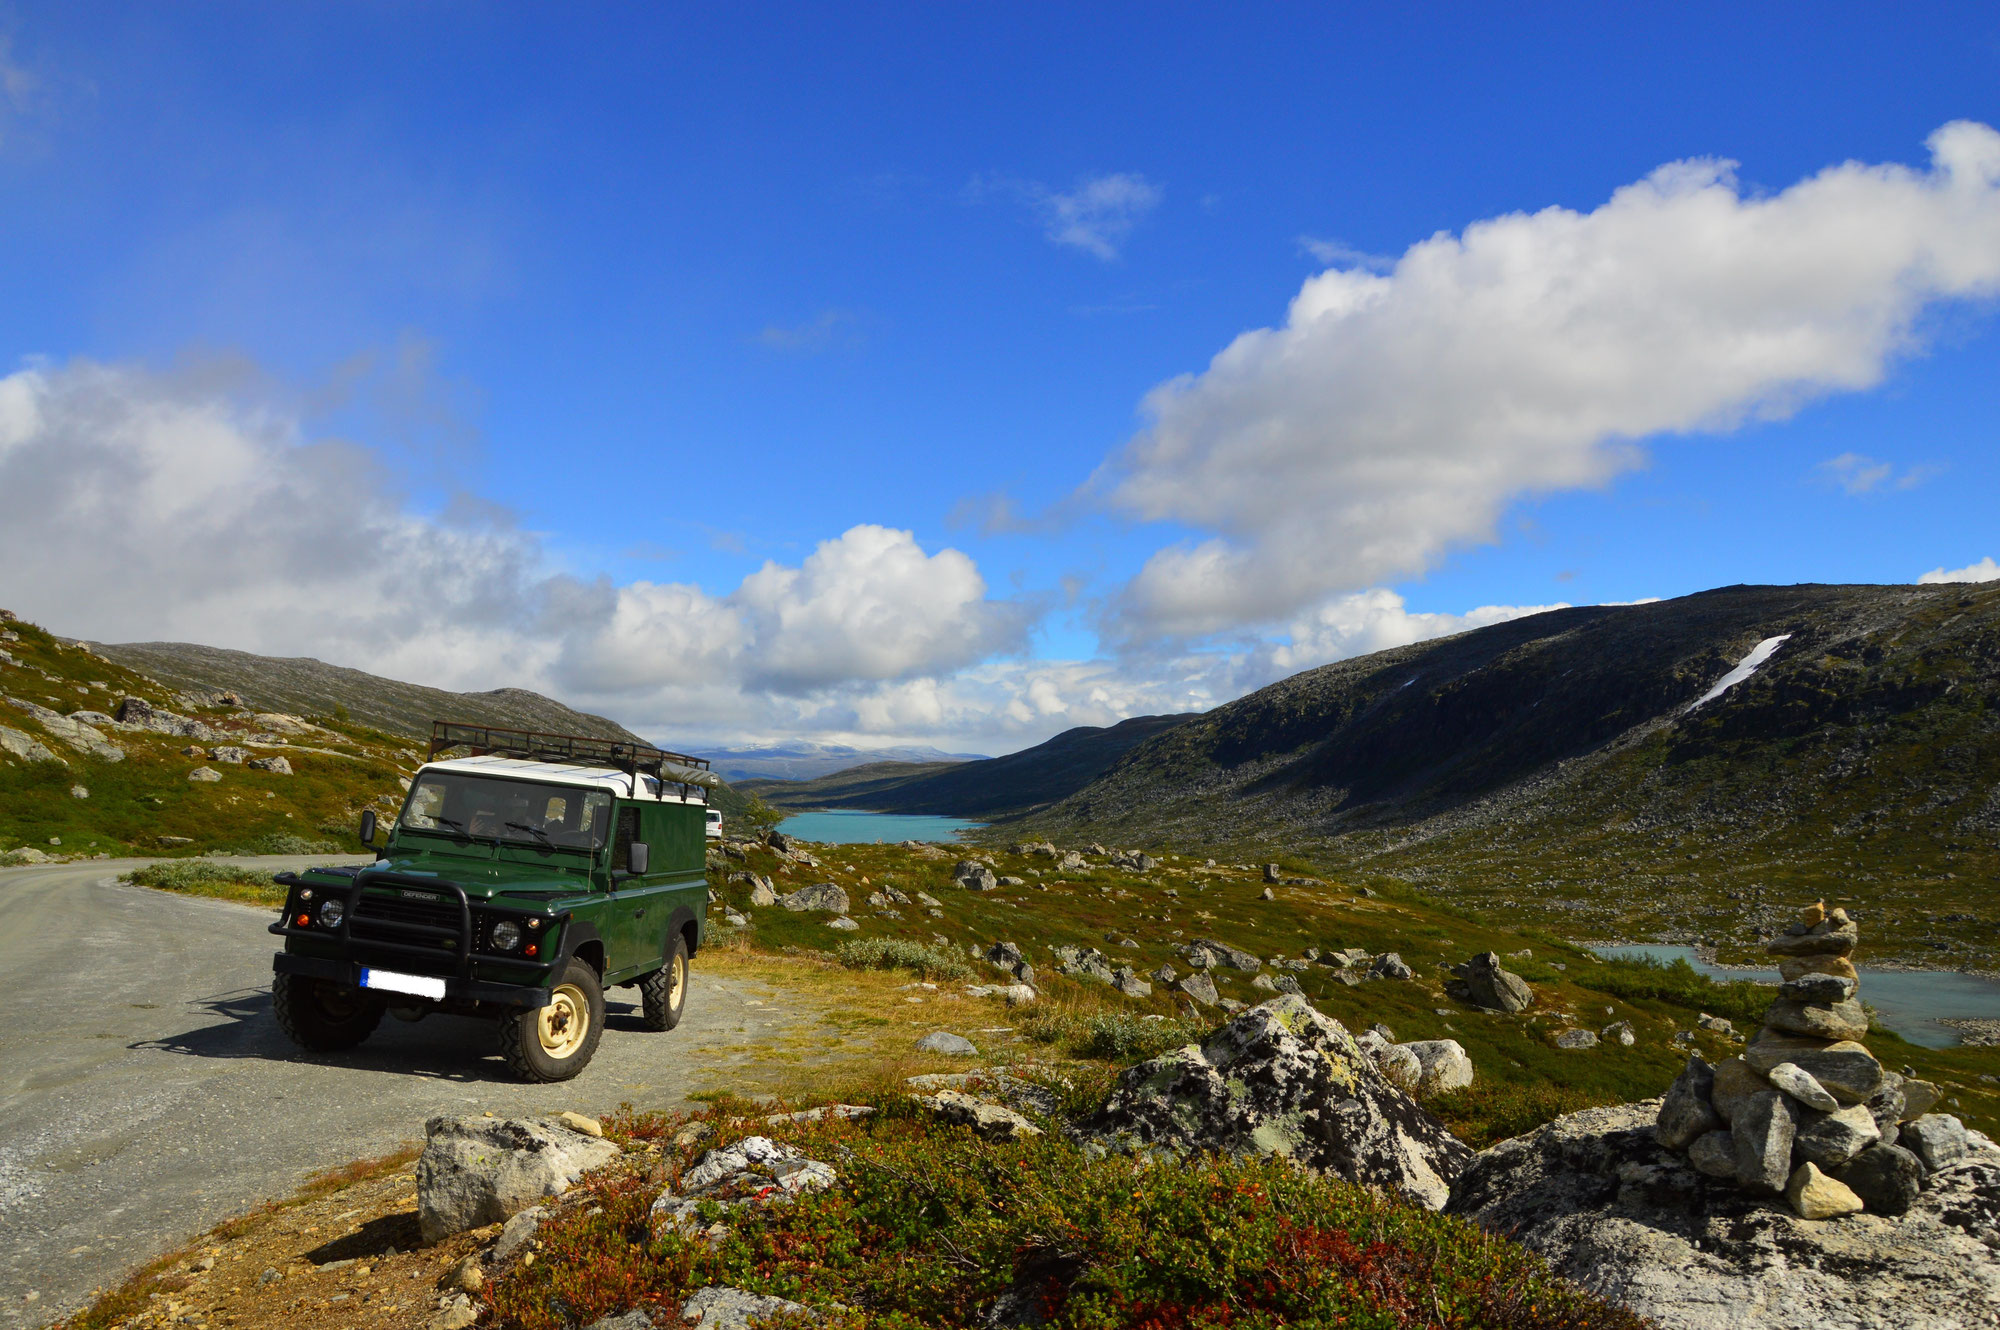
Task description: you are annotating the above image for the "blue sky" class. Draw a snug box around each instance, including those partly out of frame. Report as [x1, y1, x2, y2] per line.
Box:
[1, 4, 1997, 752]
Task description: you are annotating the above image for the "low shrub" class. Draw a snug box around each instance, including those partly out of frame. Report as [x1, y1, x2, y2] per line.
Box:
[1022, 1006, 1206, 1062]
[125, 861, 284, 907]
[489, 1107, 1654, 1330]
[834, 937, 975, 981]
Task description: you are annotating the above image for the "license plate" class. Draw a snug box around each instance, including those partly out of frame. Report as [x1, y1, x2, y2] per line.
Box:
[360, 968, 446, 1000]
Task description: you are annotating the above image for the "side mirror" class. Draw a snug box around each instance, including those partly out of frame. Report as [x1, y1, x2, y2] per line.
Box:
[626, 841, 650, 875]
[360, 810, 378, 845]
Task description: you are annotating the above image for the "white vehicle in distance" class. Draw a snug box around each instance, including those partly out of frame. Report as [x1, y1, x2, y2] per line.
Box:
[705, 808, 723, 839]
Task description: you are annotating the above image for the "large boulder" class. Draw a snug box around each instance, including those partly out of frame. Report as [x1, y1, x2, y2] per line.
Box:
[112, 696, 220, 742]
[1401, 1039, 1475, 1094]
[1187, 937, 1262, 972]
[1086, 994, 1471, 1209]
[1452, 952, 1534, 1012]
[1446, 1099, 2000, 1330]
[779, 882, 850, 913]
[416, 1115, 620, 1243]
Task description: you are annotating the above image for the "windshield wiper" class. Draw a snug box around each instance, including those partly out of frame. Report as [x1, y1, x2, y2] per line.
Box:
[505, 821, 557, 850]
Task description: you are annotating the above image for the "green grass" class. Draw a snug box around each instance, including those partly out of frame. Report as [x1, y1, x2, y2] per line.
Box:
[835, 936, 976, 981]
[706, 836, 1999, 1140]
[493, 1100, 1653, 1330]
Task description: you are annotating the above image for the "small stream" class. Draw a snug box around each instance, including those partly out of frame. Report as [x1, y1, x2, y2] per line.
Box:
[1593, 944, 2000, 1050]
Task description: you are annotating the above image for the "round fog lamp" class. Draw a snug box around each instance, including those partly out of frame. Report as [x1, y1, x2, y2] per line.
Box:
[491, 920, 523, 952]
[319, 898, 345, 928]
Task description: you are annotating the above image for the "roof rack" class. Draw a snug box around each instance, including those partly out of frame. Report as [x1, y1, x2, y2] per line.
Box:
[427, 721, 720, 800]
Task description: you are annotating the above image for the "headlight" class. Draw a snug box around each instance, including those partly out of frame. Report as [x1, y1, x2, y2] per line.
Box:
[319, 898, 345, 928]
[491, 920, 523, 952]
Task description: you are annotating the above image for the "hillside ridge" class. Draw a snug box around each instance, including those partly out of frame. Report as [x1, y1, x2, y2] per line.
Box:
[742, 712, 1195, 818]
[95, 639, 646, 746]
[1016, 581, 2000, 968]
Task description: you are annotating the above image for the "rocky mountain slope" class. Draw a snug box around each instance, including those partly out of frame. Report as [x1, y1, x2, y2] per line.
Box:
[95, 640, 646, 747]
[741, 713, 1194, 818]
[1016, 583, 2000, 968]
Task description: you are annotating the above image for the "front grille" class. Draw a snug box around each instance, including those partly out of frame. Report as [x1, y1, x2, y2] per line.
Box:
[349, 890, 462, 965]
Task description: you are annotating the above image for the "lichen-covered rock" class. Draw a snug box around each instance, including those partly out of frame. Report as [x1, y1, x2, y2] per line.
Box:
[1764, 997, 1868, 1042]
[1187, 937, 1261, 972]
[1052, 945, 1115, 984]
[916, 1090, 1042, 1143]
[1765, 1061, 1838, 1113]
[1177, 972, 1219, 1007]
[1708, 1056, 1766, 1123]
[1086, 994, 1471, 1209]
[1744, 1031, 1882, 1104]
[1732, 1090, 1798, 1193]
[1402, 1039, 1474, 1093]
[1903, 1114, 1969, 1172]
[416, 1115, 620, 1243]
[779, 882, 850, 913]
[1370, 952, 1413, 980]
[680, 1286, 809, 1330]
[1832, 1142, 1924, 1216]
[1688, 1130, 1736, 1178]
[1785, 1162, 1864, 1220]
[1112, 966, 1153, 999]
[1656, 1056, 1721, 1149]
[1791, 1103, 1880, 1169]
[1446, 1099, 2000, 1329]
[652, 1136, 836, 1241]
[915, 1031, 978, 1056]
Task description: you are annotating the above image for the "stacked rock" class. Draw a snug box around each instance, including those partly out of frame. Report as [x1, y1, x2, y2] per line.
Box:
[1654, 900, 1967, 1220]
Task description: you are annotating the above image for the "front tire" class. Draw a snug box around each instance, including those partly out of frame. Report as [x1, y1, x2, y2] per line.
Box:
[499, 958, 605, 1082]
[272, 973, 384, 1052]
[639, 936, 688, 1031]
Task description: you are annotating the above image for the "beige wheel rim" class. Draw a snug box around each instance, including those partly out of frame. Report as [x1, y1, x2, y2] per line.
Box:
[668, 954, 686, 1009]
[538, 982, 590, 1059]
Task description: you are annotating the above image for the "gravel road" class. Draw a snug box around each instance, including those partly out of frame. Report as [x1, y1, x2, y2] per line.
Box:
[0, 856, 803, 1327]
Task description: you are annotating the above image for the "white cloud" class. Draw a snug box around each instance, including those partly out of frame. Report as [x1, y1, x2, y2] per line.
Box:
[1296, 235, 1392, 270]
[971, 171, 1162, 260]
[1097, 121, 2000, 642]
[1918, 556, 2000, 584]
[0, 359, 1032, 743]
[1262, 590, 1568, 676]
[756, 309, 860, 353]
[1817, 451, 1939, 494]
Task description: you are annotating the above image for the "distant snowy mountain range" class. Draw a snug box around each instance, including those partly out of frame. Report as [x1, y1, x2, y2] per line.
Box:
[693, 742, 989, 784]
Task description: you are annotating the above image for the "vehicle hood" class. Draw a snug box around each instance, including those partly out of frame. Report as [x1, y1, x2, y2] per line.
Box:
[357, 846, 597, 903]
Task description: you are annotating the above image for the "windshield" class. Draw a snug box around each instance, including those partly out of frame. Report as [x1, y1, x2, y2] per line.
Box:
[398, 771, 612, 854]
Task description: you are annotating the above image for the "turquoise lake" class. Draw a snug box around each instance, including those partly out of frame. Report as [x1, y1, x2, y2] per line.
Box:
[1593, 944, 2000, 1050]
[775, 808, 983, 845]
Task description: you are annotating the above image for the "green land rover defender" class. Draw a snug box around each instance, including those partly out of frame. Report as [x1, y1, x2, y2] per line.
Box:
[269, 722, 717, 1081]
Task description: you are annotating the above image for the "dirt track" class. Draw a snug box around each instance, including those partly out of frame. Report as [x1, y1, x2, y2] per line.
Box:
[0, 856, 797, 1327]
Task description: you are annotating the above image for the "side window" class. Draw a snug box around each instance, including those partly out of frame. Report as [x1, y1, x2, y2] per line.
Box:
[610, 807, 641, 871]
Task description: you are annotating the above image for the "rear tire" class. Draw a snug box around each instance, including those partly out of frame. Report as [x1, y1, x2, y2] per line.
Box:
[272, 973, 383, 1052]
[499, 958, 605, 1082]
[639, 936, 688, 1031]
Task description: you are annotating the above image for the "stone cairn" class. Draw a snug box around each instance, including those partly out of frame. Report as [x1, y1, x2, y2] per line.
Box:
[1654, 900, 1973, 1219]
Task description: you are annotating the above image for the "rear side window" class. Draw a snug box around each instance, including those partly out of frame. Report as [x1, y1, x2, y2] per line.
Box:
[610, 807, 641, 871]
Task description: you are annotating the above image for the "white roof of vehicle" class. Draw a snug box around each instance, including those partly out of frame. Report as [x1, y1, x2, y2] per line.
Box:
[419, 754, 707, 803]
